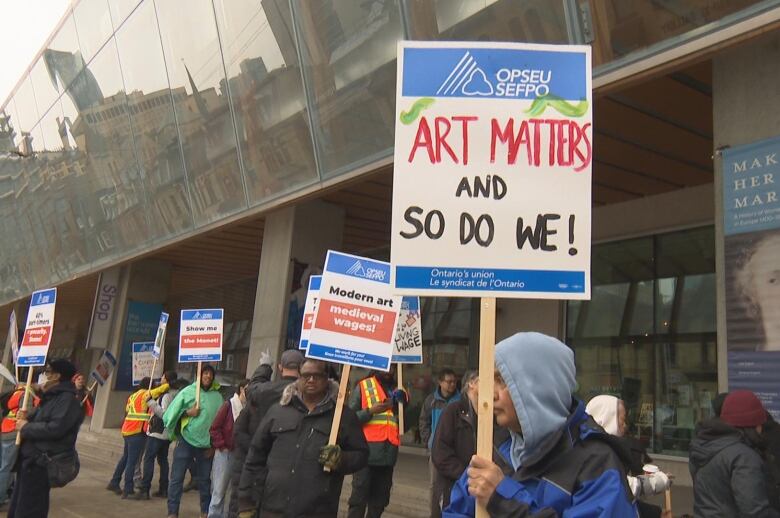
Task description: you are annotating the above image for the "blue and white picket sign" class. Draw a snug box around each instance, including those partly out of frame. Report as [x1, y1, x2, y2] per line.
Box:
[152, 312, 169, 359]
[392, 296, 423, 364]
[392, 41, 592, 299]
[179, 309, 224, 363]
[306, 251, 401, 371]
[299, 275, 321, 351]
[18, 288, 57, 366]
[132, 342, 162, 386]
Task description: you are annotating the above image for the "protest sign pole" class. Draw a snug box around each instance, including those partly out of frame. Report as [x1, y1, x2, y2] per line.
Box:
[195, 361, 202, 409]
[396, 363, 405, 435]
[15, 367, 34, 445]
[324, 364, 351, 473]
[476, 297, 496, 518]
[82, 380, 97, 405]
[665, 488, 672, 515]
[148, 356, 158, 391]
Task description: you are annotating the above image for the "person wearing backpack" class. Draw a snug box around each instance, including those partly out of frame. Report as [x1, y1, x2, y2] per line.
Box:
[9, 359, 83, 518]
[135, 371, 182, 500]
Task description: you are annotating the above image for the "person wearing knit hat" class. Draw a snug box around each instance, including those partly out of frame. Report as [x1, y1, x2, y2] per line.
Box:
[690, 389, 780, 517]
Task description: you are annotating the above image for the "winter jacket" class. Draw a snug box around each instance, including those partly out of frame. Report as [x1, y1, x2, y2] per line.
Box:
[19, 381, 84, 465]
[689, 417, 780, 517]
[431, 396, 509, 483]
[238, 380, 368, 517]
[163, 381, 223, 449]
[420, 387, 461, 449]
[445, 332, 638, 517]
[147, 387, 180, 440]
[445, 401, 638, 517]
[231, 375, 298, 479]
[347, 374, 405, 466]
[210, 395, 240, 451]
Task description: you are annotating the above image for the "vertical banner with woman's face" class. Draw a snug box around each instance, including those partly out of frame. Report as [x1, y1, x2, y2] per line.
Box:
[723, 136, 780, 419]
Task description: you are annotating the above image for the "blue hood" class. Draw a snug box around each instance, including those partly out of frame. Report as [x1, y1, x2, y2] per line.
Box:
[495, 332, 576, 470]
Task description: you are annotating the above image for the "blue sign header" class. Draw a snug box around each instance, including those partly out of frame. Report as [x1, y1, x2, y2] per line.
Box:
[402, 47, 587, 101]
[325, 251, 391, 285]
[309, 275, 322, 291]
[31, 288, 56, 306]
[181, 309, 223, 321]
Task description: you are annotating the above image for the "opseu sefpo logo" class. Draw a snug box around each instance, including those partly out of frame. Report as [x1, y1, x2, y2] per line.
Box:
[346, 260, 386, 282]
[437, 51, 551, 99]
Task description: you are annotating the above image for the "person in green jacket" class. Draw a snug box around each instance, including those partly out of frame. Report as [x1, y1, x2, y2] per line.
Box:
[163, 364, 223, 518]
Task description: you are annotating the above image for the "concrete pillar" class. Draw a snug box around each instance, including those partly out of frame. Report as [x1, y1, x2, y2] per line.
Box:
[713, 32, 780, 392]
[496, 300, 563, 342]
[90, 260, 172, 431]
[246, 200, 344, 376]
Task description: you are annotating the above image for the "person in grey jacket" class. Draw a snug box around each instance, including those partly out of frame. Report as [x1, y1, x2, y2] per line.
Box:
[136, 372, 186, 499]
[690, 389, 780, 517]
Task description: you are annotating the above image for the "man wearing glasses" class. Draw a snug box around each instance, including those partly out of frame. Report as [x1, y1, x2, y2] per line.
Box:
[420, 368, 461, 518]
[237, 358, 367, 518]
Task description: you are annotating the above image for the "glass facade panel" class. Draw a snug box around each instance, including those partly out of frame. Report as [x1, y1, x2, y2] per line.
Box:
[567, 226, 717, 456]
[61, 38, 149, 259]
[407, 0, 568, 43]
[73, 0, 115, 64]
[581, 0, 768, 68]
[108, 0, 144, 30]
[212, 0, 318, 204]
[293, 0, 404, 176]
[12, 78, 40, 133]
[154, 0, 246, 225]
[29, 58, 60, 120]
[115, 0, 193, 241]
[47, 12, 83, 93]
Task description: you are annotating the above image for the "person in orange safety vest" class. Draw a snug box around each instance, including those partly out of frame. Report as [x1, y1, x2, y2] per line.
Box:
[347, 365, 408, 518]
[0, 384, 39, 508]
[106, 377, 169, 498]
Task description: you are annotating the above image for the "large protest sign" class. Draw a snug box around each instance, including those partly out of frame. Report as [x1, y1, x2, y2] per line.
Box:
[392, 296, 423, 363]
[18, 288, 57, 366]
[306, 251, 401, 371]
[91, 350, 117, 386]
[722, 136, 780, 419]
[132, 342, 163, 386]
[391, 41, 592, 299]
[179, 309, 224, 362]
[299, 275, 322, 350]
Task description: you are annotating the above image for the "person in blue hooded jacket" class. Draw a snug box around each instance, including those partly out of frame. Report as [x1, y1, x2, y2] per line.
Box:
[444, 332, 639, 517]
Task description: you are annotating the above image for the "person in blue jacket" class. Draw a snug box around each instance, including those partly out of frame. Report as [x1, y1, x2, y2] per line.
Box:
[444, 332, 639, 517]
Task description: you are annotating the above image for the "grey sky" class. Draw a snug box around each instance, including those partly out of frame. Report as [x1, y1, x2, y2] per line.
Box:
[0, 0, 70, 106]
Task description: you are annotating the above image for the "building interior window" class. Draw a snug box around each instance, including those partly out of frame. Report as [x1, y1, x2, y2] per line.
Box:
[567, 226, 717, 456]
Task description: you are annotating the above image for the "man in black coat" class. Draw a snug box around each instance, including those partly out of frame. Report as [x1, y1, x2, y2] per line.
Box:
[431, 371, 509, 512]
[229, 349, 302, 516]
[690, 389, 780, 517]
[10, 359, 83, 518]
[237, 359, 368, 518]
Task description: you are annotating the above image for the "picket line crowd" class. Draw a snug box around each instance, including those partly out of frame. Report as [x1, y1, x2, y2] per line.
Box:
[0, 333, 777, 517]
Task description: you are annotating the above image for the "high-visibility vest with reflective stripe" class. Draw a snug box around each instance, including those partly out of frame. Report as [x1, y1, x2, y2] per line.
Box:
[121, 389, 150, 436]
[359, 376, 399, 446]
[1, 389, 27, 433]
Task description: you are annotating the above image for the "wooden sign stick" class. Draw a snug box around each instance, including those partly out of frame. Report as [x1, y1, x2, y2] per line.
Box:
[15, 367, 35, 446]
[324, 364, 351, 473]
[475, 297, 496, 518]
[82, 380, 97, 405]
[148, 356, 158, 391]
[397, 363, 405, 436]
[665, 488, 672, 516]
[195, 361, 202, 409]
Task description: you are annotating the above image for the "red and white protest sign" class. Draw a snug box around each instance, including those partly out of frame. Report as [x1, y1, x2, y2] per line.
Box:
[178, 309, 223, 362]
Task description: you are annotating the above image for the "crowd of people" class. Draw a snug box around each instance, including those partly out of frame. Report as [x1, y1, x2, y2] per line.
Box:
[0, 332, 778, 517]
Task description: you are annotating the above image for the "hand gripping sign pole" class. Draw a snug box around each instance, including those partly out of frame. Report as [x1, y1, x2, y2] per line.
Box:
[323, 364, 351, 473]
[476, 298, 496, 518]
[16, 367, 34, 446]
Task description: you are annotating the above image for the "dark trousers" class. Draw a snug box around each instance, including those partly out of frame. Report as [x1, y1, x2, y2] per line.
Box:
[430, 458, 452, 518]
[348, 465, 394, 518]
[168, 439, 213, 515]
[109, 433, 147, 494]
[8, 457, 49, 518]
[140, 436, 170, 493]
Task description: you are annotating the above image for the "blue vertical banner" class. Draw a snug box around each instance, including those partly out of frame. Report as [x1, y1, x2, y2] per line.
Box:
[722, 136, 780, 419]
[116, 301, 164, 390]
